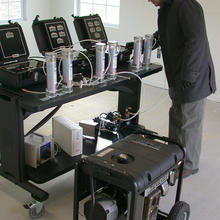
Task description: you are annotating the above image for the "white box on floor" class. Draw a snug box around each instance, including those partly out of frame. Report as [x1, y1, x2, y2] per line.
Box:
[52, 115, 83, 157]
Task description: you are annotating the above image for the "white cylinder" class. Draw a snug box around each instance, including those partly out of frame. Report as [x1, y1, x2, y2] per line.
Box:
[108, 41, 118, 79]
[133, 36, 143, 69]
[62, 48, 73, 93]
[96, 42, 106, 80]
[46, 52, 57, 97]
[143, 34, 153, 69]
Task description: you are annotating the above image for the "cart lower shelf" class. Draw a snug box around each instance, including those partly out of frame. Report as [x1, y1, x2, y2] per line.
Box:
[26, 151, 81, 184]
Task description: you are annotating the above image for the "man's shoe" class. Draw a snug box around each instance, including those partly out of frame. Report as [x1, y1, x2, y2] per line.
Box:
[183, 168, 199, 178]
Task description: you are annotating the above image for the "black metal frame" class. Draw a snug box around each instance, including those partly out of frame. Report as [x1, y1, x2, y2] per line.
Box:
[0, 64, 162, 203]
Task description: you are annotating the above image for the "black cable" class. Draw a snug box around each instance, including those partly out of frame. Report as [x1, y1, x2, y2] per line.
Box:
[134, 129, 186, 158]
[158, 209, 168, 217]
[152, 31, 160, 50]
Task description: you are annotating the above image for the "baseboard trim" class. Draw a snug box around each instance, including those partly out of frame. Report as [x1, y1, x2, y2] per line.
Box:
[142, 79, 166, 89]
[143, 81, 220, 103]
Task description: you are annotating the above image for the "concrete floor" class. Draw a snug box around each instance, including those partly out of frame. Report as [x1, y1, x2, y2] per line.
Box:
[0, 84, 219, 220]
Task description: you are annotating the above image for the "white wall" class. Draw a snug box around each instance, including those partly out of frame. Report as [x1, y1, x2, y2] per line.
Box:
[18, 0, 52, 56]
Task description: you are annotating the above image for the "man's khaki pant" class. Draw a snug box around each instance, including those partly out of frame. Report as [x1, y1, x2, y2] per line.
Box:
[169, 98, 206, 170]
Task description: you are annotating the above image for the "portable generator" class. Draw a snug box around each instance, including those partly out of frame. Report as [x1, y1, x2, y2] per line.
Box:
[73, 131, 190, 220]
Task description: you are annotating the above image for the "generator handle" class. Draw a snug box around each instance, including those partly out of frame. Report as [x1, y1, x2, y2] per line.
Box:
[135, 130, 186, 159]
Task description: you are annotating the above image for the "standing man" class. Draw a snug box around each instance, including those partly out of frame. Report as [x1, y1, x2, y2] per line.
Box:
[148, 0, 216, 177]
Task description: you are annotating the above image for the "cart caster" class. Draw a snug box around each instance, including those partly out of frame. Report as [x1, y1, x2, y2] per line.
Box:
[168, 201, 190, 220]
[24, 201, 45, 219]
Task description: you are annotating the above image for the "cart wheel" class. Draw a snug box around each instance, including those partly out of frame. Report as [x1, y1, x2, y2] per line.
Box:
[168, 201, 190, 220]
[24, 201, 45, 219]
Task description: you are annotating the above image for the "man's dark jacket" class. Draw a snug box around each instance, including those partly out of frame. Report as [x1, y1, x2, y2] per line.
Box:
[157, 0, 216, 103]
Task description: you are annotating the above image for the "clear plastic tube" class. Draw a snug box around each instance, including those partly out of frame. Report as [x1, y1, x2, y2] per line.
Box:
[108, 41, 118, 80]
[62, 48, 73, 93]
[143, 34, 153, 70]
[45, 52, 57, 98]
[133, 36, 143, 69]
[95, 42, 106, 81]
